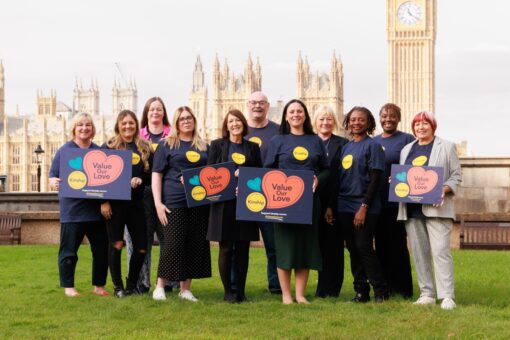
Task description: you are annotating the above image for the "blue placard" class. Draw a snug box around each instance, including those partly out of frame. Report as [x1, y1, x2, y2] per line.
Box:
[236, 167, 314, 225]
[182, 162, 237, 207]
[59, 148, 132, 200]
[389, 164, 444, 204]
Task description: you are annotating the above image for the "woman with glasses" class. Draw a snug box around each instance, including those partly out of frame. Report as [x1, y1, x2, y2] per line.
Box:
[151, 106, 211, 302]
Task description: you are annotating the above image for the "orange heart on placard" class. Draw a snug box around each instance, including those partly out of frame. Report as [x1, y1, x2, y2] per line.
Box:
[407, 166, 439, 195]
[83, 150, 124, 187]
[199, 167, 231, 196]
[262, 170, 305, 209]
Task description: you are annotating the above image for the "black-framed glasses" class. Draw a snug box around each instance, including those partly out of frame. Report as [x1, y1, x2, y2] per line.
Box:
[178, 116, 194, 123]
[248, 100, 268, 106]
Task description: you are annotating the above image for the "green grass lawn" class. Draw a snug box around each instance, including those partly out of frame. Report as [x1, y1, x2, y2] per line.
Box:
[0, 246, 509, 339]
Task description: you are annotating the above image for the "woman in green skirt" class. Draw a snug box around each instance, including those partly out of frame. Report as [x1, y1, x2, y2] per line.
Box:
[264, 99, 329, 304]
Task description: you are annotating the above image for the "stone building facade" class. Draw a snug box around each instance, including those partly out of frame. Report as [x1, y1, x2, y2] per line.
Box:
[0, 63, 136, 192]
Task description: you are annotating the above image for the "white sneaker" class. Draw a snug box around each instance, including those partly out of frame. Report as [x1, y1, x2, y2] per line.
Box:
[178, 290, 198, 302]
[152, 287, 166, 301]
[441, 298, 456, 310]
[413, 295, 436, 305]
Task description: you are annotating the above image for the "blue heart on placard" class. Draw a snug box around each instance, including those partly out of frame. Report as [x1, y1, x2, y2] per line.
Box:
[247, 177, 262, 192]
[68, 157, 83, 171]
[189, 175, 200, 186]
[395, 171, 407, 182]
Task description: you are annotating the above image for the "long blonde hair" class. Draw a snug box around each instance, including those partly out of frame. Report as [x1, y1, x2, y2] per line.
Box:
[164, 106, 207, 152]
[107, 110, 152, 171]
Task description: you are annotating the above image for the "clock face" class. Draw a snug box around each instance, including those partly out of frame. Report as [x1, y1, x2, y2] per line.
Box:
[397, 1, 422, 25]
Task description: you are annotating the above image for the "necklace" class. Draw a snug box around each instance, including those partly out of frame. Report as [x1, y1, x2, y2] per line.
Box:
[324, 138, 331, 157]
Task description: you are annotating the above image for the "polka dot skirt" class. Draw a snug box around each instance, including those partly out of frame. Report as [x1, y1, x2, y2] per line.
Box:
[157, 206, 211, 281]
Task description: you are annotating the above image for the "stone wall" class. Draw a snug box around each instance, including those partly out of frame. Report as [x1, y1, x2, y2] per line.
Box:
[455, 157, 510, 215]
[1, 157, 509, 247]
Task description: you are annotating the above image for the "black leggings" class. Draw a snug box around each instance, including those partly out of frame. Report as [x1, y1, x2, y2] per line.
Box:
[339, 212, 387, 297]
[106, 200, 147, 288]
[219, 241, 250, 297]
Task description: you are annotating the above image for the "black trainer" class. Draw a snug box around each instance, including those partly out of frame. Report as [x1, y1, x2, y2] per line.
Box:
[351, 293, 370, 303]
[114, 286, 126, 298]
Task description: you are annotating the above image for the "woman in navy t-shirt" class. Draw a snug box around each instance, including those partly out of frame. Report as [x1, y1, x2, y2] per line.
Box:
[100, 110, 152, 298]
[151, 106, 211, 302]
[265, 99, 329, 305]
[373, 103, 415, 298]
[49, 113, 109, 298]
[328, 106, 388, 303]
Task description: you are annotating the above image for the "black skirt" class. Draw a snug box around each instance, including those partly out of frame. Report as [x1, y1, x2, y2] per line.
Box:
[207, 200, 260, 242]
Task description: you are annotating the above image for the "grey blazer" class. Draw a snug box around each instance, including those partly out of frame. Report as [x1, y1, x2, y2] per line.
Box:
[397, 136, 462, 220]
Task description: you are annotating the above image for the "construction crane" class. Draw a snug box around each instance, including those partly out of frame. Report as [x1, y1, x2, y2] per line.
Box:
[114, 62, 128, 87]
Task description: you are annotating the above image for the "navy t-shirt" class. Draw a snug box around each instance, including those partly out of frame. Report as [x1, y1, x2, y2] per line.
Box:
[102, 141, 147, 201]
[405, 139, 434, 218]
[337, 137, 385, 214]
[152, 140, 208, 208]
[246, 121, 279, 163]
[49, 141, 102, 223]
[229, 142, 247, 168]
[264, 134, 329, 174]
[149, 130, 164, 152]
[373, 131, 415, 208]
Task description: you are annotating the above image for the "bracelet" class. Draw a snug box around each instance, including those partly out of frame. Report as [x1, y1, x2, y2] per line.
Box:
[361, 203, 369, 208]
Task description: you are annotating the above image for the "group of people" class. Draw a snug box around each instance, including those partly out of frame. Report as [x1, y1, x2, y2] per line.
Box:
[49, 91, 461, 310]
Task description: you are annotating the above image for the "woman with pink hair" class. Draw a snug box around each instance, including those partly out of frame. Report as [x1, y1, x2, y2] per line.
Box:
[397, 111, 462, 310]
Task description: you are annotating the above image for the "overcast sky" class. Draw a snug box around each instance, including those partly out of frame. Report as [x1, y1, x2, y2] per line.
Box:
[1, 0, 509, 156]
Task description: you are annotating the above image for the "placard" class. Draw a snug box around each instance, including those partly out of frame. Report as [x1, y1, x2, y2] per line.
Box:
[182, 162, 237, 207]
[389, 164, 444, 204]
[59, 149, 132, 200]
[236, 167, 314, 225]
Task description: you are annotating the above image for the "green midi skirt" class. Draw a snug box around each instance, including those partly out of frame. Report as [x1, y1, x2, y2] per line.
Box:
[273, 195, 322, 270]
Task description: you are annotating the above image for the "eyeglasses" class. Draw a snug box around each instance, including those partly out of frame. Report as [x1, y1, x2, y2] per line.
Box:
[248, 100, 268, 106]
[178, 116, 194, 123]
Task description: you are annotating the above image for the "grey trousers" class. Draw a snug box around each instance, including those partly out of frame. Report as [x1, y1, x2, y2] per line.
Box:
[405, 217, 455, 300]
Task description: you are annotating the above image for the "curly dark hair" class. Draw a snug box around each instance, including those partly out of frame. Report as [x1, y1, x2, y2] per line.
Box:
[342, 106, 377, 136]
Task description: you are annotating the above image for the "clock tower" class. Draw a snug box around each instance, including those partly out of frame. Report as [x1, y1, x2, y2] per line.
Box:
[387, 0, 436, 133]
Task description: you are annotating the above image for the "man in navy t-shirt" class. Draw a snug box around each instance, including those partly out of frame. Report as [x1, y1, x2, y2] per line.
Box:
[242, 91, 281, 294]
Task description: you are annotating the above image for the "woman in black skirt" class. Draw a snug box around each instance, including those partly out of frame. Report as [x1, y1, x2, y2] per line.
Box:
[152, 106, 211, 302]
[207, 109, 262, 303]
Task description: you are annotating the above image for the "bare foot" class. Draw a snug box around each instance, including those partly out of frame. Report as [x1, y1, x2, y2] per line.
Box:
[64, 288, 80, 297]
[93, 286, 110, 297]
[282, 296, 294, 304]
[296, 297, 310, 304]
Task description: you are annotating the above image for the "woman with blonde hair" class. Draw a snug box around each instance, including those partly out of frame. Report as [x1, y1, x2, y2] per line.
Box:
[100, 110, 152, 298]
[152, 106, 211, 302]
[311, 105, 348, 298]
[49, 113, 109, 297]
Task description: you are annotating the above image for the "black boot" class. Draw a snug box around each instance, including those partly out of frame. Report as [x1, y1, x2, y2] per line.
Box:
[125, 279, 138, 296]
[223, 290, 237, 304]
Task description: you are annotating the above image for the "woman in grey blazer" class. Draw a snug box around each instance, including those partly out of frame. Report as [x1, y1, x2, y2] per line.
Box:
[397, 111, 461, 310]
